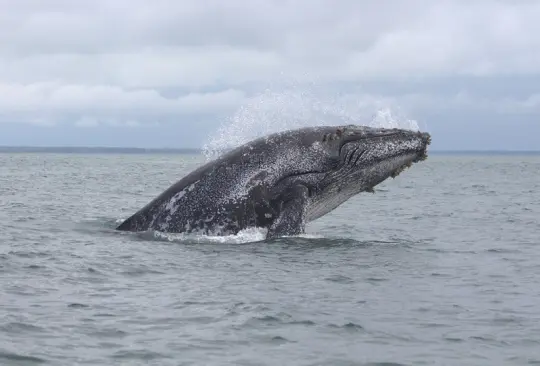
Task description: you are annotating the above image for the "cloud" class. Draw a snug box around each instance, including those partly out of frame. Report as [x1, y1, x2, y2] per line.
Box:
[0, 0, 539, 150]
[3, 0, 539, 82]
[0, 82, 246, 126]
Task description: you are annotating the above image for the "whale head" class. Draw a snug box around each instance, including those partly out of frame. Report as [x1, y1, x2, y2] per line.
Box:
[296, 124, 431, 221]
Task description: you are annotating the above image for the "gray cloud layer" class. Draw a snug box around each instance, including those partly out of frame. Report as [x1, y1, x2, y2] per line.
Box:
[1, 0, 539, 149]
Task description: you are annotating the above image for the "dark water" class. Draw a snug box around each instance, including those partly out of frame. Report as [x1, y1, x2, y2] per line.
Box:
[1, 153, 539, 365]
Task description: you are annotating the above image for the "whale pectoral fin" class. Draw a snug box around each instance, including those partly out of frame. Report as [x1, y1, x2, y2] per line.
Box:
[266, 185, 309, 239]
[250, 185, 277, 228]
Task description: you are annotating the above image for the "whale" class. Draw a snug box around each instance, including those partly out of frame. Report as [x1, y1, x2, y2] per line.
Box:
[116, 124, 431, 239]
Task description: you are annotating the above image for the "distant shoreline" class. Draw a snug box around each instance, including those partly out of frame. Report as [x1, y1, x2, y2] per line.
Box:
[0, 146, 538, 155]
[0, 146, 201, 154]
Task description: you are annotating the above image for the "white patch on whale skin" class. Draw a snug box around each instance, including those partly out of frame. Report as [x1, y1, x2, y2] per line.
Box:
[164, 190, 186, 214]
[147, 181, 200, 231]
[163, 181, 199, 215]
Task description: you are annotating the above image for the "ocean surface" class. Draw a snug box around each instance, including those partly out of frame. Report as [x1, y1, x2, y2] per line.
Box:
[1, 152, 539, 365]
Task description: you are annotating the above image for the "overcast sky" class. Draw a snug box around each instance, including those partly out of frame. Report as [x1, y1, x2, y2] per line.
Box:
[1, 0, 539, 150]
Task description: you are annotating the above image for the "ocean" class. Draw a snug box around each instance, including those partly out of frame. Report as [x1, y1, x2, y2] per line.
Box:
[0, 152, 539, 365]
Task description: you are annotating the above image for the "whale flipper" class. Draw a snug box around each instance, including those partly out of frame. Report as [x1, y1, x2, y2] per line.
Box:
[267, 185, 309, 239]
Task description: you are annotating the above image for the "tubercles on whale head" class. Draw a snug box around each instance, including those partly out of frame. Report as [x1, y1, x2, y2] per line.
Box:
[315, 125, 431, 192]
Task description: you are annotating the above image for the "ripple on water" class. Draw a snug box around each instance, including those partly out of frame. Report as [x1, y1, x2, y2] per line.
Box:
[111, 349, 171, 361]
[0, 322, 46, 334]
[0, 351, 46, 364]
[327, 322, 365, 333]
[325, 274, 355, 284]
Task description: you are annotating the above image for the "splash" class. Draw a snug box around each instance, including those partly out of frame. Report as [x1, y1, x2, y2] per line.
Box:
[115, 217, 267, 243]
[150, 227, 268, 244]
[138, 226, 325, 244]
[370, 107, 420, 130]
[202, 79, 420, 160]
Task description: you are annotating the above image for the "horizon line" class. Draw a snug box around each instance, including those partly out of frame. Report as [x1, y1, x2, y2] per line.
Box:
[0, 145, 539, 154]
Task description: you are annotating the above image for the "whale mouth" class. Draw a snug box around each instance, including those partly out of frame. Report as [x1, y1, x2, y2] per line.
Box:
[413, 131, 431, 163]
[389, 131, 431, 178]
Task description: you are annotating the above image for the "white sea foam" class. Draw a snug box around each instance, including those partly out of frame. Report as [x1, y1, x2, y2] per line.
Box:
[151, 227, 268, 244]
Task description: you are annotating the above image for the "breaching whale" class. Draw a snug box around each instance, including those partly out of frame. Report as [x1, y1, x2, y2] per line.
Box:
[116, 125, 431, 239]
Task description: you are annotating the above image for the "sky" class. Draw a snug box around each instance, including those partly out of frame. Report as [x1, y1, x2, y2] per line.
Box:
[0, 0, 539, 151]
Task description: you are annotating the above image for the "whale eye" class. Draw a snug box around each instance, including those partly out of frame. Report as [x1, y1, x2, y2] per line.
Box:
[322, 130, 343, 142]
